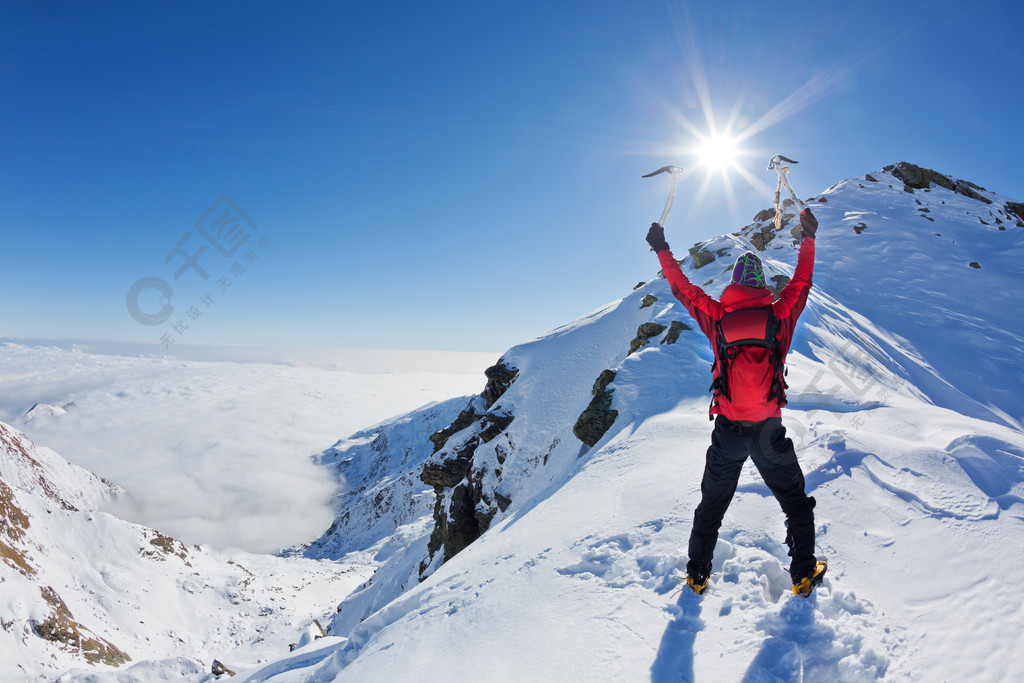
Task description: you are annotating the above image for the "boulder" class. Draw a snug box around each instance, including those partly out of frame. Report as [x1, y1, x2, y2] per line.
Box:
[629, 323, 668, 355]
[573, 370, 618, 447]
[660, 320, 691, 345]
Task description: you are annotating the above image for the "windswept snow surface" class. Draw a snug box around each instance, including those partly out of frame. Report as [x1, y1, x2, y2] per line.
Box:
[238, 167, 1024, 682]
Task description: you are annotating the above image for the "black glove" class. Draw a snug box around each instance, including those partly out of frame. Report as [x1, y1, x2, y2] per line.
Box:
[646, 222, 670, 252]
[800, 209, 818, 239]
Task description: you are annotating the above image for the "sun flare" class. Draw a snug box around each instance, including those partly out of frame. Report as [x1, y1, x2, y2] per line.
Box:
[695, 134, 739, 170]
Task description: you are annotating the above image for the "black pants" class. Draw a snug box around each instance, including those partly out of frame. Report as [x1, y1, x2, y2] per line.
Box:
[686, 415, 816, 583]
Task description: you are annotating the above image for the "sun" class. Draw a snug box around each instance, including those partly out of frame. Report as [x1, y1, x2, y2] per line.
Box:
[695, 133, 740, 171]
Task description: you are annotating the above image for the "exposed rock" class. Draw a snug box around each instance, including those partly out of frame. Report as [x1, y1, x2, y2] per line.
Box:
[33, 586, 131, 666]
[854, 223, 868, 235]
[884, 161, 955, 191]
[770, 275, 791, 298]
[864, 174, 878, 182]
[633, 281, 646, 290]
[141, 531, 189, 562]
[421, 451, 474, 490]
[817, 196, 828, 202]
[753, 208, 775, 223]
[482, 362, 519, 408]
[212, 660, 237, 677]
[660, 320, 691, 345]
[422, 407, 515, 567]
[640, 294, 657, 309]
[689, 247, 715, 268]
[884, 161, 992, 204]
[441, 483, 479, 561]
[429, 406, 479, 452]
[629, 322, 667, 355]
[750, 231, 776, 251]
[474, 504, 497, 535]
[954, 180, 992, 204]
[969, 262, 981, 269]
[478, 413, 514, 443]
[494, 491, 512, 512]
[0, 480, 33, 577]
[573, 370, 618, 447]
[1006, 202, 1024, 222]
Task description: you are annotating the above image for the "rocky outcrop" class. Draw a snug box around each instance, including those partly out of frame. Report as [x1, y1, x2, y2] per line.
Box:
[482, 362, 518, 408]
[420, 361, 520, 571]
[573, 370, 618, 447]
[429, 406, 480, 453]
[212, 659, 237, 677]
[33, 586, 131, 666]
[689, 246, 716, 268]
[750, 229, 777, 251]
[660, 320, 691, 345]
[769, 275, 791, 299]
[422, 410, 515, 565]
[629, 322, 667, 355]
[0, 479, 33, 577]
[884, 162, 992, 204]
[1005, 201, 1024, 227]
[640, 294, 658, 309]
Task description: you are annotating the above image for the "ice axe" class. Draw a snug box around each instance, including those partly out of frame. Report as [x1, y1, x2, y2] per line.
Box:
[768, 155, 806, 230]
[642, 165, 684, 250]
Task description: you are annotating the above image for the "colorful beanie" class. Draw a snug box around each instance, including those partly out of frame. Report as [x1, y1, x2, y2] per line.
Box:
[731, 251, 767, 288]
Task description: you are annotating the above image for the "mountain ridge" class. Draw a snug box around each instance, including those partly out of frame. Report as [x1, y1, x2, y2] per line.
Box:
[3, 161, 1024, 681]
[277, 161, 1024, 682]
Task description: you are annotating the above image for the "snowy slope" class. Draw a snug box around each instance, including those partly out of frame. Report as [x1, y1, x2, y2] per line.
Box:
[238, 163, 1024, 682]
[0, 421, 374, 681]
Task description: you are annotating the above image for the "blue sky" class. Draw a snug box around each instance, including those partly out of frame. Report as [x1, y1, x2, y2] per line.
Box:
[2, 1, 1022, 353]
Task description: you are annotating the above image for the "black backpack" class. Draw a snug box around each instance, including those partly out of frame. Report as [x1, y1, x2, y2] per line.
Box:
[709, 307, 787, 411]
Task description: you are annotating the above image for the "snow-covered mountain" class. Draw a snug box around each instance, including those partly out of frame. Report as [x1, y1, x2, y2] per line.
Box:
[0, 421, 374, 680]
[244, 162, 1024, 682]
[4, 162, 1024, 681]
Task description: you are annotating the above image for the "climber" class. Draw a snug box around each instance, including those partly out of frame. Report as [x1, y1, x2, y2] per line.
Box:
[645, 209, 827, 597]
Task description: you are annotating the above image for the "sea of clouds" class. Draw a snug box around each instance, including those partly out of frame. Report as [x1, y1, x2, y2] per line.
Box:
[0, 341, 493, 553]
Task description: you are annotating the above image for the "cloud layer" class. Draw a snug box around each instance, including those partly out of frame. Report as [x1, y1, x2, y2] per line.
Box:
[0, 343, 490, 553]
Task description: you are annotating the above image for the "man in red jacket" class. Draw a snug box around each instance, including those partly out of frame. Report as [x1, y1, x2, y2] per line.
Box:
[646, 209, 825, 596]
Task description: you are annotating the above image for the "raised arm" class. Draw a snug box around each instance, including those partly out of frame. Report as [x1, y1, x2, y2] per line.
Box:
[647, 223, 722, 335]
[774, 209, 817, 321]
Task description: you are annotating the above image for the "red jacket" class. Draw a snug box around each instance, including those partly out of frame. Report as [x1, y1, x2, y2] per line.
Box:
[657, 238, 815, 422]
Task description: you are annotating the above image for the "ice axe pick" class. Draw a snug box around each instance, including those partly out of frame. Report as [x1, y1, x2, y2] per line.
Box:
[767, 154, 807, 213]
[642, 165, 684, 250]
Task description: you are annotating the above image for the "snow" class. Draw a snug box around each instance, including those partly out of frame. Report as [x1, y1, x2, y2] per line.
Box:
[239, 166, 1024, 682]
[3, 164, 1024, 681]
